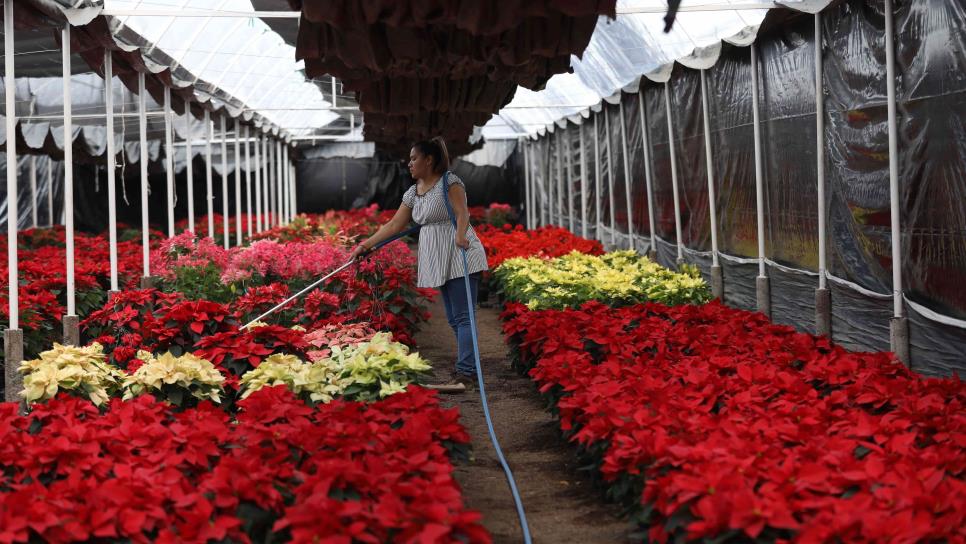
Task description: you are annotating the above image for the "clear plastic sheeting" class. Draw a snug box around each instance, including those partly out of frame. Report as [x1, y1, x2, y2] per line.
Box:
[707, 44, 758, 258]
[528, 1, 966, 376]
[107, 0, 339, 136]
[0, 155, 64, 229]
[484, 0, 793, 139]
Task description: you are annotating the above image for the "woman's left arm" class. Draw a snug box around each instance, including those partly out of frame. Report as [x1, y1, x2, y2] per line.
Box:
[448, 183, 471, 249]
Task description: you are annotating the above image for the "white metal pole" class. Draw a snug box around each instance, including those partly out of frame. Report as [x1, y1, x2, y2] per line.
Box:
[185, 97, 195, 232]
[815, 13, 827, 290]
[220, 115, 229, 248]
[665, 81, 685, 262]
[884, 0, 902, 319]
[541, 141, 548, 227]
[594, 113, 602, 240]
[604, 109, 617, 247]
[62, 26, 76, 317]
[138, 73, 150, 276]
[5, 0, 19, 329]
[244, 125, 253, 237]
[555, 131, 563, 226]
[527, 141, 535, 228]
[273, 138, 281, 227]
[104, 51, 119, 291]
[283, 143, 290, 223]
[255, 133, 263, 232]
[638, 89, 657, 251]
[700, 70, 720, 266]
[29, 157, 37, 228]
[566, 130, 575, 233]
[163, 86, 175, 237]
[205, 110, 214, 238]
[234, 119, 242, 244]
[579, 124, 588, 239]
[47, 159, 54, 227]
[275, 139, 282, 226]
[752, 44, 767, 278]
[291, 161, 297, 220]
[266, 136, 273, 227]
[618, 100, 635, 250]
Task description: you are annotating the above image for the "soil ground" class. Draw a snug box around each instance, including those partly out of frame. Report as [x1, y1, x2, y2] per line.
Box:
[414, 295, 636, 544]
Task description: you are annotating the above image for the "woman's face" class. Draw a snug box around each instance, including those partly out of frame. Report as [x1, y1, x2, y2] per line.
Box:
[408, 148, 434, 180]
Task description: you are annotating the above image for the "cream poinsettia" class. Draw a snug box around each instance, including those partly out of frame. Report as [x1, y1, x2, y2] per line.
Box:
[122, 351, 225, 404]
[19, 342, 122, 406]
[495, 250, 710, 310]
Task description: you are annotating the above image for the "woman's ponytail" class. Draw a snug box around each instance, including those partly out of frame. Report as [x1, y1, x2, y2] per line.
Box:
[413, 137, 450, 173]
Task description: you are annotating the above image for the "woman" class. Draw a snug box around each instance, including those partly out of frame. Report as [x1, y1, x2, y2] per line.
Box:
[350, 137, 489, 389]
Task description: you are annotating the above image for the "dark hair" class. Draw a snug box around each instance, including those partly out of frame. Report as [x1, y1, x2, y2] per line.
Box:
[412, 137, 450, 173]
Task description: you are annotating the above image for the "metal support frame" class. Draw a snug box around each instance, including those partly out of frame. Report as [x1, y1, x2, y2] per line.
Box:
[618, 99, 635, 251]
[541, 141, 548, 227]
[185, 97, 195, 232]
[244, 125, 253, 237]
[163, 86, 175, 237]
[751, 43, 771, 316]
[4, 1, 23, 401]
[594, 112, 602, 240]
[105, 51, 119, 292]
[275, 139, 283, 226]
[5, 0, 19, 330]
[638, 89, 658, 257]
[220, 115, 229, 248]
[814, 12, 832, 336]
[47, 160, 54, 226]
[138, 72, 150, 277]
[565, 129, 575, 233]
[268, 137, 276, 227]
[664, 81, 685, 263]
[29, 157, 37, 228]
[884, 0, 909, 363]
[604, 108, 617, 248]
[579, 124, 588, 239]
[62, 26, 77, 327]
[234, 119, 243, 244]
[700, 69, 723, 298]
[205, 110, 215, 238]
[255, 132, 263, 232]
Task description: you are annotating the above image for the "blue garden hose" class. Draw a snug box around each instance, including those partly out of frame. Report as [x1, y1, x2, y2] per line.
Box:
[440, 168, 531, 543]
[458, 245, 532, 544]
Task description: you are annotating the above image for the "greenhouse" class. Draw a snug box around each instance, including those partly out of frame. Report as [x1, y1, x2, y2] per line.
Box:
[0, 0, 963, 542]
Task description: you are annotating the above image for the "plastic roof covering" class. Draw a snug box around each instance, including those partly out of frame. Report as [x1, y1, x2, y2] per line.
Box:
[106, 0, 340, 137]
[484, 0, 815, 139]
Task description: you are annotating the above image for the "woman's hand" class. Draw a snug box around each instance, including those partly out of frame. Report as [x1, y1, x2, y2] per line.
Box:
[350, 243, 371, 261]
[455, 232, 470, 250]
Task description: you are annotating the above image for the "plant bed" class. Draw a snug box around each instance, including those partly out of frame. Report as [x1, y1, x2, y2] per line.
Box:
[500, 300, 966, 543]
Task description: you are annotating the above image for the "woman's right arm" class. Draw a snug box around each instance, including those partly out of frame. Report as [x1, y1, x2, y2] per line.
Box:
[349, 204, 413, 260]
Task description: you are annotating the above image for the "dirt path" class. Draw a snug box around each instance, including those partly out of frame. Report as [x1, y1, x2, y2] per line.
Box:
[414, 296, 635, 544]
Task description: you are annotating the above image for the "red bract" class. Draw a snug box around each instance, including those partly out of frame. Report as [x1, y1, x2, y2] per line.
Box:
[502, 301, 966, 543]
[475, 224, 604, 269]
[0, 387, 488, 543]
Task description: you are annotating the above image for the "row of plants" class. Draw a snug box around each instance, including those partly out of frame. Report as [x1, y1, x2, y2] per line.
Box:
[493, 249, 710, 310]
[0, 386, 485, 543]
[476, 224, 965, 542]
[501, 300, 965, 542]
[2, 211, 490, 542]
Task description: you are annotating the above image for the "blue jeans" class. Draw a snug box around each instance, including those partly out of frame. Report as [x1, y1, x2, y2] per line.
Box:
[439, 273, 481, 377]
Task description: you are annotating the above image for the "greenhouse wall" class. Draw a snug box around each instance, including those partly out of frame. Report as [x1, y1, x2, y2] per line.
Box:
[526, 0, 966, 377]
